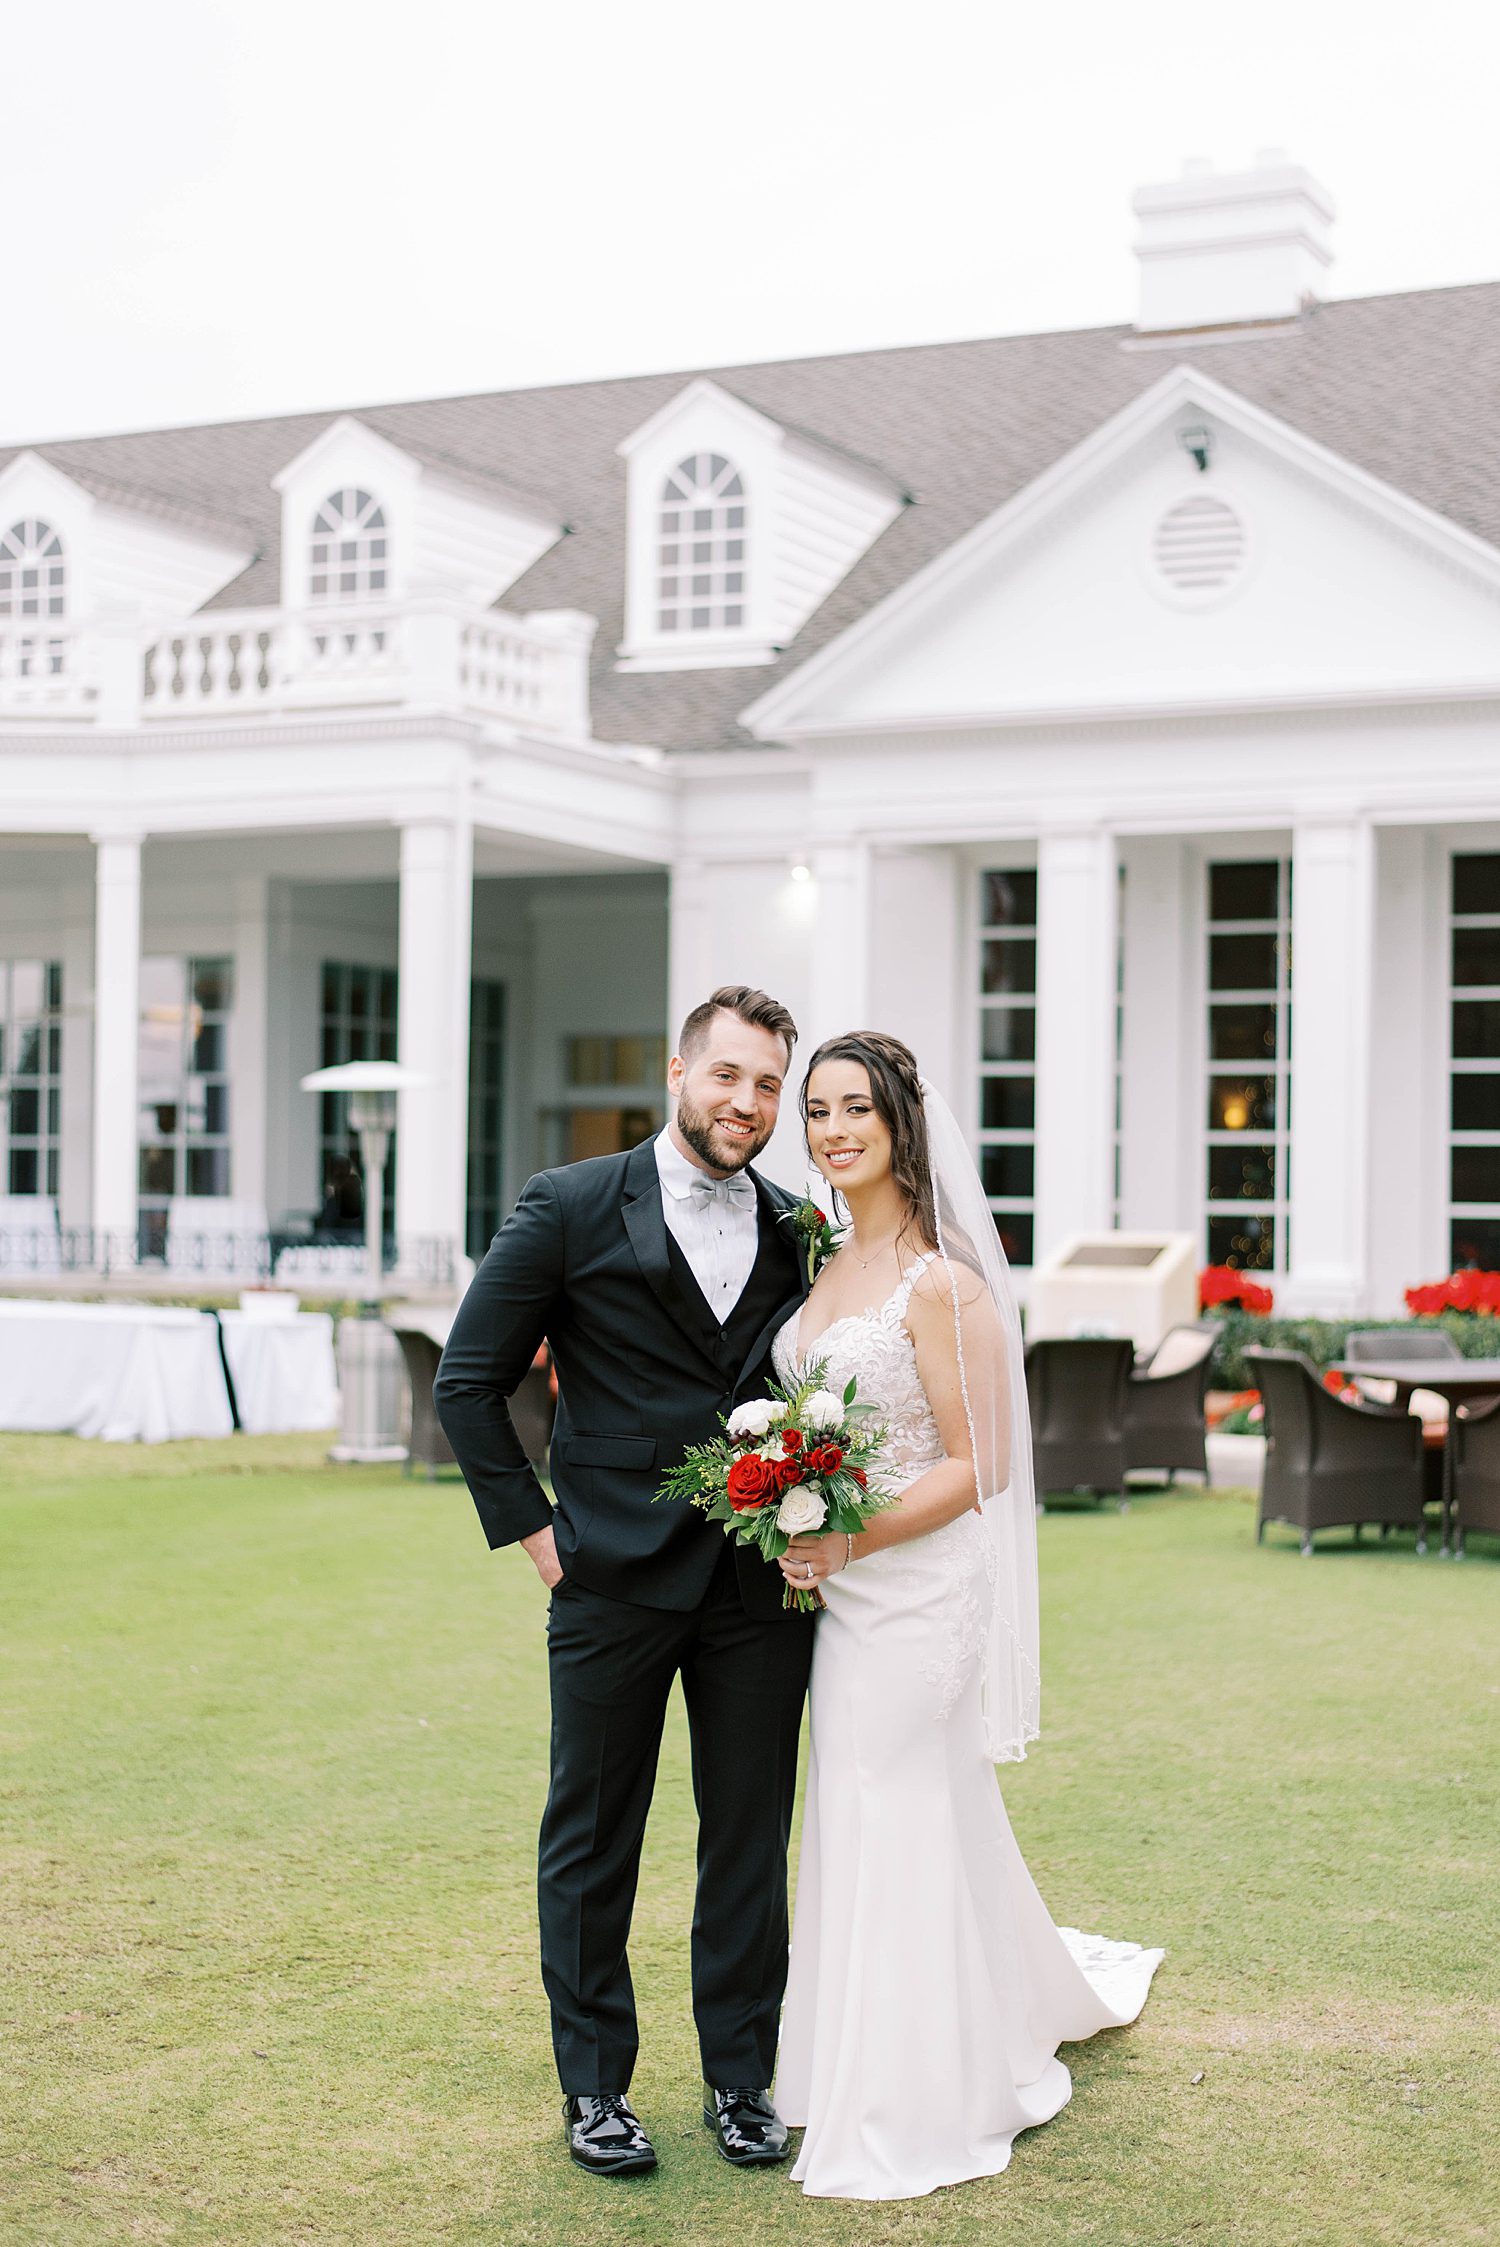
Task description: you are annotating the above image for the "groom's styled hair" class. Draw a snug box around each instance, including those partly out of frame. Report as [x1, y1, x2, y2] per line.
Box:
[678, 985, 798, 1067]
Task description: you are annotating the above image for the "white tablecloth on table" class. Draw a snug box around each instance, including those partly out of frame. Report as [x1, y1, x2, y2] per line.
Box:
[0, 1300, 234, 1443]
[218, 1311, 339, 1434]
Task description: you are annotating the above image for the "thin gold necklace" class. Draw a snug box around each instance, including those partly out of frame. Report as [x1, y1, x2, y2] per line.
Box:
[849, 1228, 901, 1271]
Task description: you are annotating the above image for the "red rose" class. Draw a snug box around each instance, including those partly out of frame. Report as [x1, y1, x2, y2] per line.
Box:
[774, 1457, 804, 1491]
[813, 1209, 827, 1225]
[820, 1444, 843, 1472]
[727, 1453, 777, 1510]
[853, 1469, 867, 1488]
[782, 1428, 804, 1452]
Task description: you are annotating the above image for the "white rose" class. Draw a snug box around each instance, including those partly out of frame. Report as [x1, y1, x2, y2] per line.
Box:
[726, 1398, 778, 1440]
[776, 1486, 828, 1536]
[765, 1401, 788, 1422]
[800, 1389, 844, 1433]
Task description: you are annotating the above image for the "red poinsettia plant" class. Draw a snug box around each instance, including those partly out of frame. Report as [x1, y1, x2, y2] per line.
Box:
[1404, 1270, 1500, 1317]
[1199, 1265, 1275, 1316]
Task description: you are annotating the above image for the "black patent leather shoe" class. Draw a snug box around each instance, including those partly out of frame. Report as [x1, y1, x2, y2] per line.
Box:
[702, 2084, 790, 2166]
[563, 2094, 657, 2176]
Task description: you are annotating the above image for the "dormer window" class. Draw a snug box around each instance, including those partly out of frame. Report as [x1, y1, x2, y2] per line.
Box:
[310, 489, 387, 601]
[0, 520, 66, 620]
[657, 455, 745, 633]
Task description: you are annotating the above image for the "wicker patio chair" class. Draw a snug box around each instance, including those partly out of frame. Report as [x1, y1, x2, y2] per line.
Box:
[1242, 1346, 1428, 1556]
[1125, 1323, 1215, 1481]
[1451, 1398, 1500, 1557]
[392, 1326, 459, 1478]
[1024, 1337, 1133, 1507]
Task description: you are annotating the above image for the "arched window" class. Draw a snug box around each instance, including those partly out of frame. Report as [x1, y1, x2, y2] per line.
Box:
[656, 455, 745, 633]
[0, 519, 66, 620]
[309, 488, 388, 601]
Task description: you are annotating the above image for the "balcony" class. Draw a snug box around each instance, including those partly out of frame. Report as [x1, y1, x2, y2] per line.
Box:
[0, 595, 597, 739]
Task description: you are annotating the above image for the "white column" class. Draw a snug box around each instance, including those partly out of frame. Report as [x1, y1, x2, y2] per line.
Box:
[868, 847, 962, 1102]
[90, 833, 142, 1250]
[1118, 836, 1195, 1232]
[807, 840, 871, 1055]
[1034, 828, 1118, 1260]
[1284, 818, 1375, 1315]
[395, 817, 474, 1259]
[667, 856, 714, 1052]
[231, 875, 269, 1214]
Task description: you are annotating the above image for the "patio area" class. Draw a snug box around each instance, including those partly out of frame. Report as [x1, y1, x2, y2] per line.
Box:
[3, 1438, 1496, 2245]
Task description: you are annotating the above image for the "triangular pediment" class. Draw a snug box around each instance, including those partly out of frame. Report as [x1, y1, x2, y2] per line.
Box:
[742, 369, 1500, 738]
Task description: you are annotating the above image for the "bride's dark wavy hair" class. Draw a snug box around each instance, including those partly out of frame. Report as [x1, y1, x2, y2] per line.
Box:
[800, 1031, 939, 1253]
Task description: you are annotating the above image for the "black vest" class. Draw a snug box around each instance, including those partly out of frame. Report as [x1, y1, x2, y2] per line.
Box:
[663, 1209, 796, 1386]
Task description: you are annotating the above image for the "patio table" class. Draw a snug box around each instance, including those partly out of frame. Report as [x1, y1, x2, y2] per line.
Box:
[1334, 1357, 1500, 1554]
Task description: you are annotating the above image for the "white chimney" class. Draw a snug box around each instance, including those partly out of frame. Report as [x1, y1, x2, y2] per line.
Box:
[1132, 150, 1335, 334]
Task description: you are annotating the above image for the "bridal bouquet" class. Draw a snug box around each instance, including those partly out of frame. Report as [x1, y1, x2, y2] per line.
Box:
[657, 1361, 893, 1611]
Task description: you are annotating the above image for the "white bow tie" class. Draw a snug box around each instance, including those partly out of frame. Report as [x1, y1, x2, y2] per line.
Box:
[688, 1170, 756, 1210]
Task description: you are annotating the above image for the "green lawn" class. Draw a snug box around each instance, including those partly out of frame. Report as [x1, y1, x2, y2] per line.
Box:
[2, 1439, 1496, 2247]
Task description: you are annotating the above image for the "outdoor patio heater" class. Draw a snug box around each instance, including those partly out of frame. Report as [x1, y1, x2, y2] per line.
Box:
[299, 1060, 427, 1464]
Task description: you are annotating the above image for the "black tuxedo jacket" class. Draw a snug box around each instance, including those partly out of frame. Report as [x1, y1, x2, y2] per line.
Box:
[433, 1137, 809, 1617]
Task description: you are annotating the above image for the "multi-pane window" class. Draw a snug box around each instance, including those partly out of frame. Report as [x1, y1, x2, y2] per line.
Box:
[657, 455, 746, 634]
[318, 963, 398, 1231]
[467, 980, 506, 1260]
[0, 519, 67, 679]
[138, 959, 234, 1253]
[1449, 852, 1500, 1270]
[978, 869, 1038, 1268]
[0, 961, 63, 1197]
[310, 489, 388, 601]
[1204, 860, 1292, 1272]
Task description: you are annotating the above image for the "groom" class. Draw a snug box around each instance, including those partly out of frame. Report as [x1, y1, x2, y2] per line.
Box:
[434, 985, 813, 2178]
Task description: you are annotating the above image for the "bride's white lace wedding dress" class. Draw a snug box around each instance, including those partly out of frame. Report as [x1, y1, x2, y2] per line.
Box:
[773, 1257, 1163, 2201]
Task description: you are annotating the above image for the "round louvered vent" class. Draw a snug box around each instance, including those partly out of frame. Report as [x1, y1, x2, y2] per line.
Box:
[1152, 494, 1247, 596]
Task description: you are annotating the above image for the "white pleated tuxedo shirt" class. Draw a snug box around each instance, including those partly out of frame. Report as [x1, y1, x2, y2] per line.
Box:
[654, 1127, 759, 1318]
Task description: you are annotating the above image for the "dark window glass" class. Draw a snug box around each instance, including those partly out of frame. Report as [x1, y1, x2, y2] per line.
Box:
[994, 1210, 1034, 1266]
[186, 1146, 230, 1196]
[1453, 927, 1500, 987]
[202, 1082, 229, 1134]
[13, 1025, 40, 1075]
[1452, 1074, 1500, 1132]
[981, 1144, 1034, 1198]
[380, 970, 399, 1023]
[1452, 854, 1500, 916]
[139, 1145, 176, 1194]
[1208, 1076, 1275, 1131]
[1209, 861, 1279, 922]
[1208, 1004, 1277, 1061]
[981, 1007, 1036, 1062]
[321, 1023, 340, 1066]
[981, 870, 1037, 928]
[981, 1077, 1035, 1131]
[1453, 1002, 1500, 1059]
[8, 1148, 37, 1194]
[348, 971, 370, 1019]
[1451, 1146, 1500, 1204]
[981, 938, 1037, 995]
[1209, 932, 1278, 991]
[45, 962, 62, 1008]
[191, 1022, 225, 1073]
[192, 960, 231, 1011]
[1207, 1212, 1275, 1270]
[1208, 1144, 1276, 1200]
[7, 1086, 38, 1136]
[1450, 1216, 1500, 1270]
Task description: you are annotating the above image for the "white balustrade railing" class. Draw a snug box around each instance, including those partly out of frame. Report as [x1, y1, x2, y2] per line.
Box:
[0, 597, 595, 736]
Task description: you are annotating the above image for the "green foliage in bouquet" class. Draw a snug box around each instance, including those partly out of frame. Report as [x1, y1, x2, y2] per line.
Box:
[656, 1357, 896, 1610]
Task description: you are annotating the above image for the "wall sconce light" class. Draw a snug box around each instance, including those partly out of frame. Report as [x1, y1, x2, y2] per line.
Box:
[789, 861, 812, 883]
[1178, 422, 1214, 473]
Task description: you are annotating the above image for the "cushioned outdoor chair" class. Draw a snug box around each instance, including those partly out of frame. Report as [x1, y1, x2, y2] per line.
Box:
[1242, 1346, 1429, 1555]
[1125, 1323, 1215, 1481]
[1024, 1337, 1133, 1506]
[1451, 1398, 1500, 1557]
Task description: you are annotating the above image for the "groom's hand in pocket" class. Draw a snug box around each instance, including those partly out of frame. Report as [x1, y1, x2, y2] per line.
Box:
[521, 1523, 564, 1590]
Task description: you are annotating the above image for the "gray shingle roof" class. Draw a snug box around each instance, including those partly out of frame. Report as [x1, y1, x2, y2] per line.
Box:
[4, 280, 1498, 751]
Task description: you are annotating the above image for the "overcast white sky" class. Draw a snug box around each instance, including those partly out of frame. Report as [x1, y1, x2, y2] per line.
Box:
[5, 0, 1498, 447]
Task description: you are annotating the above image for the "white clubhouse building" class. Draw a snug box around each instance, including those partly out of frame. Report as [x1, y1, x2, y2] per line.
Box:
[3, 155, 1499, 1313]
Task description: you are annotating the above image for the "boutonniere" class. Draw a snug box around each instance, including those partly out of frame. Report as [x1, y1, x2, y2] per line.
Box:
[780, 1198, 841, 1286]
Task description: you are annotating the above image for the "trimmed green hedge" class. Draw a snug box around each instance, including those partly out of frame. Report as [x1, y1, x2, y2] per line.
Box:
[1208, 1309, 1500, 1391]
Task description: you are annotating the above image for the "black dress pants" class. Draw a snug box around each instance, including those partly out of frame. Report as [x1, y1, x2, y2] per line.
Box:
[539, 1541, 814, 2095]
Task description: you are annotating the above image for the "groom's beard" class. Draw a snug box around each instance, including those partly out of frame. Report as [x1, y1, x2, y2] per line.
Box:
[675, 1092, 773, 1177]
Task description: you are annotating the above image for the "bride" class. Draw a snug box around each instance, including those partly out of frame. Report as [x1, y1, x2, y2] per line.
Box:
[770, 1030, 1162, 2201]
